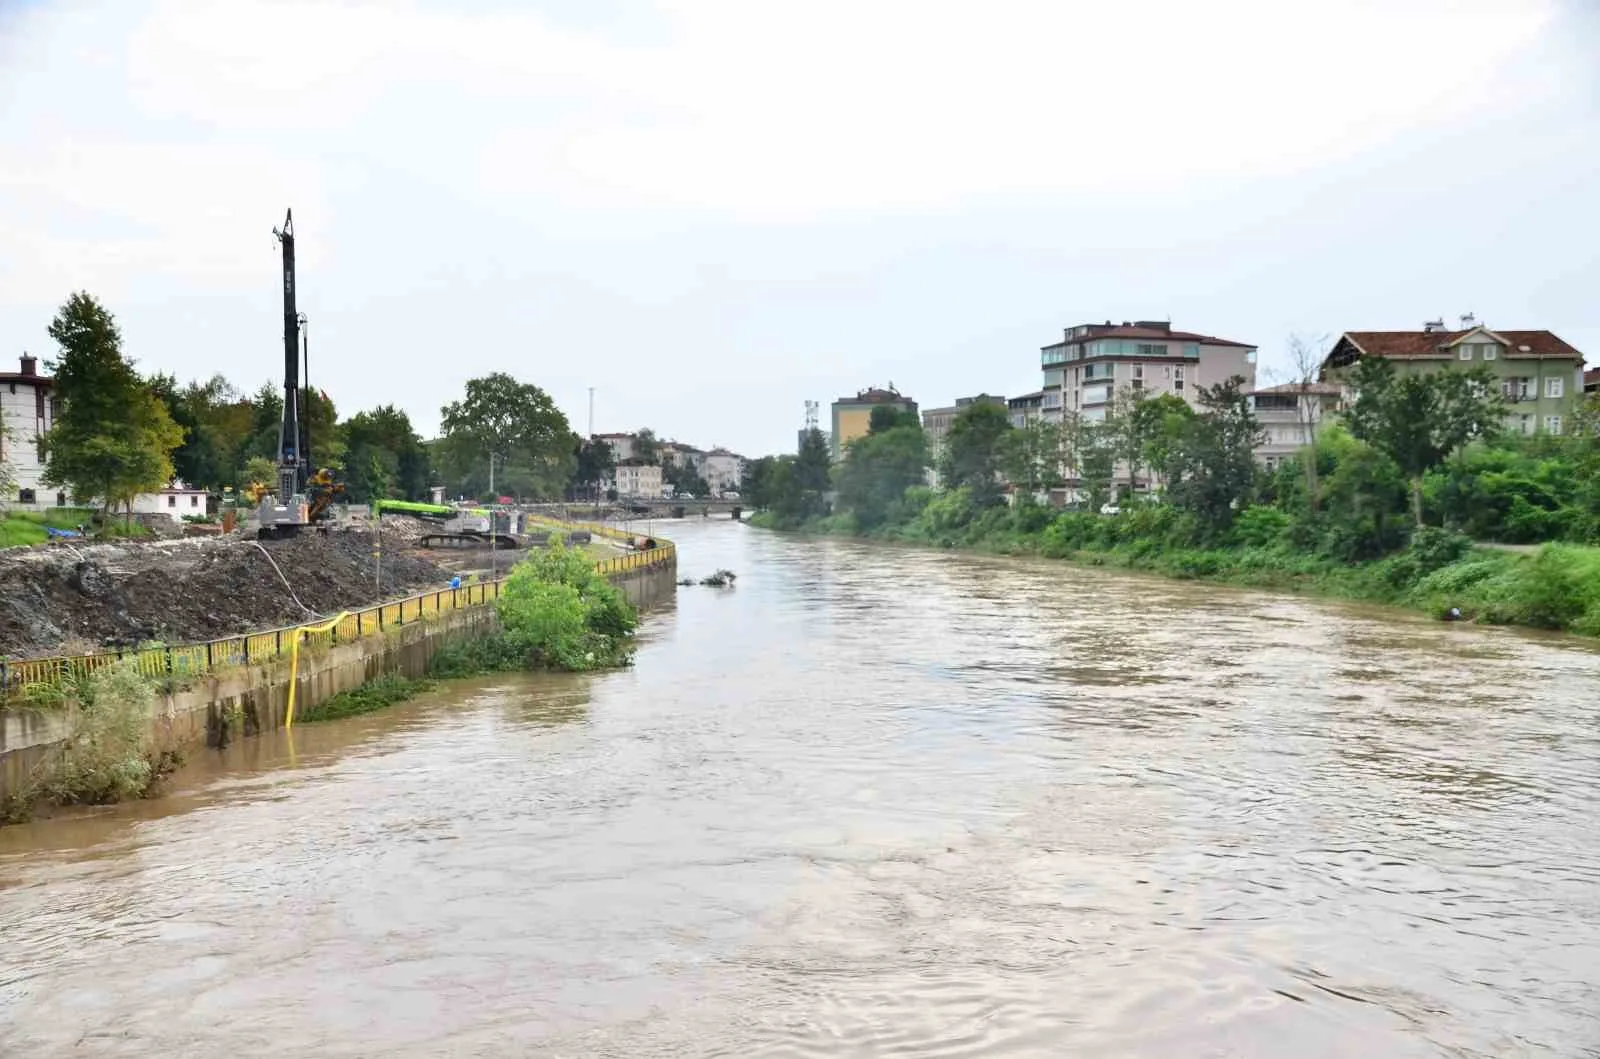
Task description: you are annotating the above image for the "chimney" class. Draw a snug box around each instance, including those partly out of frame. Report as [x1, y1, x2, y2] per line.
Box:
[19, 353, 37, 376]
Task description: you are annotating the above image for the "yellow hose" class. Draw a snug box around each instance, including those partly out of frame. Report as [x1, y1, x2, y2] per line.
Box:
[283, 611, 350, 731]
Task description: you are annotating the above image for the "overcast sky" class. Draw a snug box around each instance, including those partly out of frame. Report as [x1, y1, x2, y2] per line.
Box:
[2, 0, 1595, 456]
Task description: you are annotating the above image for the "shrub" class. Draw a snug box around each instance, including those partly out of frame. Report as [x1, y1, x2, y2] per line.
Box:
[39, 662, 168, 806]
[1230, 505, 1291, 549]
[296, 673, 432, 723]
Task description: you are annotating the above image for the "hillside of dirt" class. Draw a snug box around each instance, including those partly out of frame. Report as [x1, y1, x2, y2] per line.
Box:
[0, 529, 452, 659]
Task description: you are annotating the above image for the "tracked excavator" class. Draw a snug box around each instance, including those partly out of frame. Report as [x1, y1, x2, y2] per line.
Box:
[372, 499, 519, 549]
[256, 208, 344, 538]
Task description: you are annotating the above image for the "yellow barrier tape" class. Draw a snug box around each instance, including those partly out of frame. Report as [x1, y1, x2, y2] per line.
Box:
[283, 611, 350, 731]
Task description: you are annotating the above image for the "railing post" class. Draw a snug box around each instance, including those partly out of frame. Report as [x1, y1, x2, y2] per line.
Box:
[275, 629, 282, 656]
[206, 641, 213, 669]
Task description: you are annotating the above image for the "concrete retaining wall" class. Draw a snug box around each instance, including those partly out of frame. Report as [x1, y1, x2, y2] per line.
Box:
[1, 557, 676, 802]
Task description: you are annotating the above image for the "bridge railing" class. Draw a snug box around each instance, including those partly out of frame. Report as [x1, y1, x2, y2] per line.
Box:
[1, 533, 675, 702]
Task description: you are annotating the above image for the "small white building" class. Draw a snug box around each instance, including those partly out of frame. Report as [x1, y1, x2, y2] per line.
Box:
[702, 448, 744, 495]
[130, 480, 210, 522]
[605, 461, 664, 499]
[1, 353, 59, 511]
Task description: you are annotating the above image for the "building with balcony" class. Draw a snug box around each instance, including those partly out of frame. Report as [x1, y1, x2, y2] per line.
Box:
[1247, 382, 1344, 470]
[829, 385, 917, 461]
[1008, 391, 1044, 428]
[1320, 320, 1586, 436]
[1039, 320, 1257, 424]
[1, 353, 59, 510]
[702, 448, 744, 496]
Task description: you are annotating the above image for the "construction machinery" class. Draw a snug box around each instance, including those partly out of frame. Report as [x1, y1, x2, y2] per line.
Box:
[257, 208, 343, 538]
[372, 499, 519, 549]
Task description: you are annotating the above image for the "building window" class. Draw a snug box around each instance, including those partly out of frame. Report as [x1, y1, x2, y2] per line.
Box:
[167, 495, 176, 507]
[1174, 366, 1185, 392]
[56, 492, 66, 507]
[19, 488, 35, 503]
[1136, 343, 1168, 356]
[1459, 346, 1472, 361]
[1482, 344, 1497, 360]
[1546, 415, 1563, 435]
[1517, 414, 1532, 435]
[191, 495, 200, 507]
[1545, 377, 1564, 399]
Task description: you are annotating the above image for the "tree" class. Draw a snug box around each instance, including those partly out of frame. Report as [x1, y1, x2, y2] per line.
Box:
[439, 373, 576, 501]
[341, 404, 430, 503]
[791, 427, 832, 512]
[42, 292, 186, 514]
[1344, 357, 1504, 525]
[869, 406, 919, 434]
[633, 428, 661, 465]
[663, 458, 710, 498]
[0, 422, 16, 506]
[572, 437, 615, 498]
[1285, 333, 1331, 508]
[756, 429, 832, 523]
[834, 419, 927, 528]
[1160, 376, 1264, 534]
[1001, 418, 1060, 498]
[939, 403, 1012, 506]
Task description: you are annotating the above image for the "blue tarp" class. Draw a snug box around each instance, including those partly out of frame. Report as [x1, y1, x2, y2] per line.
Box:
[45, 527, 84, 539]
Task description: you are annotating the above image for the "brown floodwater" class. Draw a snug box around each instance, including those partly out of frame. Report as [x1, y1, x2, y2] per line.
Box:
[3, 520, 1600, 1057]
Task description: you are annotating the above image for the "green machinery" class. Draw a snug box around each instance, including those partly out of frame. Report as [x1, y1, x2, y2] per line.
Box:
[371, 499, 518, 550]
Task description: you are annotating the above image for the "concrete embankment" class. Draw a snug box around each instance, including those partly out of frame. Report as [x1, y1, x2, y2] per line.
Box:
[0, 551, 676, 803]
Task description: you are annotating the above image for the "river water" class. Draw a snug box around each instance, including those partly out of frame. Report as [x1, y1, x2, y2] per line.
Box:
[3, 520, 1599, 1057]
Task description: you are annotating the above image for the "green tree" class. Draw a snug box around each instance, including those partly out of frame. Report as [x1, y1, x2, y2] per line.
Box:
[939, 403, 1012, 507]
[633, 428, 661, 465]
[663, 458, 710, 498]
[835, 420, 927, 528]
[571, 437, 615, 498]
[42, 293, 185, 514]
[439, 373, 576, 501]
[1160, 376, 1263, 535]
[341, 404, 430, 503]
[0, 421, 16, 505]
[868, 406, 919, 434]
[1344, 358, 1504, 525]
[1001, 418, 1060, 498]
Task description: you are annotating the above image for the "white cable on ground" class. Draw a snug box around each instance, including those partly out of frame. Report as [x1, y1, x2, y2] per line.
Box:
[247, 540, 318, 616]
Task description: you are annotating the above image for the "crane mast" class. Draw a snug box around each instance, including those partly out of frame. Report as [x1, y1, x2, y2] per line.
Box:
[274, 209, 305, 502]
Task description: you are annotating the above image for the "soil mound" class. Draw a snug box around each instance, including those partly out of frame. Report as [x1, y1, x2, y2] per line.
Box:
[0, 530, 450, 659]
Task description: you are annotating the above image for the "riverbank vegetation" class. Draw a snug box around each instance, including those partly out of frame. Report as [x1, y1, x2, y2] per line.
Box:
[747, 363, 1600, 636]
[1, 661, 183, 824]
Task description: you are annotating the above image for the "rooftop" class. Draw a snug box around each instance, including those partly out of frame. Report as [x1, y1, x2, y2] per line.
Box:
[1249, 382, 1343, 396]
[1335, 328, 1583, 361]
[834, 386, 912, 405]
[1047, 321, 1255, 351]
[0, 353, 52, 387]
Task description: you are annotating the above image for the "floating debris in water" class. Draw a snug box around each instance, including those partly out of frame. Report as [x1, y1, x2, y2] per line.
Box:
[697, 569, 738, 587]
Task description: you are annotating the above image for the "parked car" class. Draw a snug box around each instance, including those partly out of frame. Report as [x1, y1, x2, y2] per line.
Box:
[679, 493, 696, 500]
[722, 491, 740, 499]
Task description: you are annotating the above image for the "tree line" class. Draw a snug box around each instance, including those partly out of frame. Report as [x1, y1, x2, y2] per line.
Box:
[748, 358, 1600, 559]
[13, 292, 634, 513]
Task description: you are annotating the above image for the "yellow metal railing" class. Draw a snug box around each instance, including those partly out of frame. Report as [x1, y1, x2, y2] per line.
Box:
[0, 531, 674, 700]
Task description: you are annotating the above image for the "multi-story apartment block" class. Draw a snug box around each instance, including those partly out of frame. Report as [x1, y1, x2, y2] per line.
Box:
[702, 448, 744, 496]
[605, 461, 663, 499]
[592, 432, 636, 463]
[1, 354, 59, 510]
[830, 386, 917, 461]
[1247, 382, 1344, 470]
[1321, 320, 1585, 437]
[1039, 320, 1257, 424]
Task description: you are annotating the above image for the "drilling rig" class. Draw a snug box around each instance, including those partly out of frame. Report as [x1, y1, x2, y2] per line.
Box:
[257, 209, 342, 538]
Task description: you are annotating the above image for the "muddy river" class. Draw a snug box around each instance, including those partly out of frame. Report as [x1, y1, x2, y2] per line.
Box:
[3, 520, 1599, 1056]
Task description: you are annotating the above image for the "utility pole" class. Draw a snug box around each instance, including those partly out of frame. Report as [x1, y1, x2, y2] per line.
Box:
[588, 387, 598, 519]
[488, 452, 496, 580]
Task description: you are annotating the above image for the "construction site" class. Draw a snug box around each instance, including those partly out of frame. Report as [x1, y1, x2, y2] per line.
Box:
[0, 512, 617, 660]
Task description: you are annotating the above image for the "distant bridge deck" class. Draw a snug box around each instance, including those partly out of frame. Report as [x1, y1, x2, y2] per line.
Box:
[524, 500, 745, 520]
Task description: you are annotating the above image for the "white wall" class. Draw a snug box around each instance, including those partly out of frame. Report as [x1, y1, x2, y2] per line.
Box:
[1, 377, 55, 508]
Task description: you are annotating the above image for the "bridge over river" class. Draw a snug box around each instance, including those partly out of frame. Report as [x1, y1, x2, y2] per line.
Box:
[524, 498, 744, 520]
[3, 519, 1598, 1056]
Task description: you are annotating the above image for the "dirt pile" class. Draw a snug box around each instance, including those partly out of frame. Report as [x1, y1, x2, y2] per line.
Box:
[0, 530, 452, 659]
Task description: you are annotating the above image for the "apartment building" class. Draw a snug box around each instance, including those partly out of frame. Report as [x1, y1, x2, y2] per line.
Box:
[1039, 320, 1257, 424]
[1321, 320, 1585, 436]
[702, 448, 744, 495]
[1, 353, 58, 510]
[830, 386, 917, 461]
[605, 461, 664, 498]
[1247, 382, 1344, 470]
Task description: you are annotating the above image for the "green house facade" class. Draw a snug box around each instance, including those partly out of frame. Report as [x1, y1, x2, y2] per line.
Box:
[1321, 324, 1587, 437]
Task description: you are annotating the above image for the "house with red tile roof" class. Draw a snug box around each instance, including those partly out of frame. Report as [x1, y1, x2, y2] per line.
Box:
[1320, 318, 1587, 438]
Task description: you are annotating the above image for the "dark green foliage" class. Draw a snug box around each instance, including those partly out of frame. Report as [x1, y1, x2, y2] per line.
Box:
[297, 673, 434, 722]
[938, 403, 1012, 506]
[1159, 376, 1263, 536]
[834, 420, 928, 529]
[438, 372, 576, 500]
